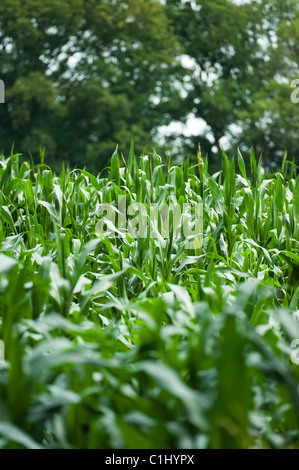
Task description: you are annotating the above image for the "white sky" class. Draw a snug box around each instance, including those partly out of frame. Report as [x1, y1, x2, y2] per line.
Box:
[157, 54, 230, 151]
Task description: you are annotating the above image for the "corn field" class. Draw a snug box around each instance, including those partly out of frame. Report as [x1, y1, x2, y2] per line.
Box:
[0, 147, 299, 449]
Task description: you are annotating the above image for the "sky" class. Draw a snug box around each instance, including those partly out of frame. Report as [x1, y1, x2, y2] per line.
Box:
[157, 55, 231, 152]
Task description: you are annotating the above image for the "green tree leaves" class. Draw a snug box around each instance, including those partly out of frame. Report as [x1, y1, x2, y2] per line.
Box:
[0, 0, 179, 170]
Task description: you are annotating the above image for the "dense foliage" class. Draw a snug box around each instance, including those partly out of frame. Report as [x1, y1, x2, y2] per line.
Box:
[0, 0, 179, 169]
[165, 0, 299, 166]
[0, 149, 298, 449]
[1, 0, 299, 170]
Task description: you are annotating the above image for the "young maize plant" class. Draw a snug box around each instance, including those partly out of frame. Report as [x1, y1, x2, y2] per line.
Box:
[0, 146, 298, 449]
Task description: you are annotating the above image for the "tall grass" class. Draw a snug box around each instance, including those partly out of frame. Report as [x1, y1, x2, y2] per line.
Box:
[0, 147, 298, 449]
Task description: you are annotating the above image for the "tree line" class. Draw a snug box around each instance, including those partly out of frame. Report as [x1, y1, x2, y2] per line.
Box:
[0, 0, 298, 171]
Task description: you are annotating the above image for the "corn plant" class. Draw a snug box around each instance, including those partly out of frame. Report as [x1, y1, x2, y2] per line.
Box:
[0, 147, 298, 449]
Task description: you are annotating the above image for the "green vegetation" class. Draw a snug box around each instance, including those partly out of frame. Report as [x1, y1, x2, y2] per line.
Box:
[165, 0, 299, 166]
[0, 148, 298, 449]
[0, 0, 179, 170]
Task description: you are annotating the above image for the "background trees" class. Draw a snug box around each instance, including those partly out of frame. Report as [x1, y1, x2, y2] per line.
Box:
[0, 0, 299, 171]
[0, 0, 180, 170]
[164, 0, 299, 170]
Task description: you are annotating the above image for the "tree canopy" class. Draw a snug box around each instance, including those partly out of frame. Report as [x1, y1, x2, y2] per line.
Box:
[0, 0, 298, 170]
[164, 0, 299, 169]
[0, 0, 180, 170]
